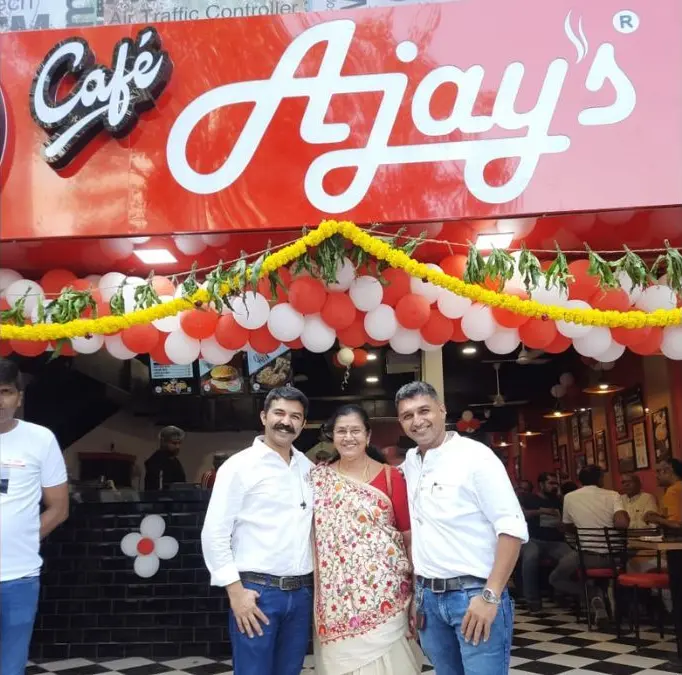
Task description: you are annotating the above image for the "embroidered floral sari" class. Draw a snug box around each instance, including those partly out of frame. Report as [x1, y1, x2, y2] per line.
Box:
[312, 465, 420, 675]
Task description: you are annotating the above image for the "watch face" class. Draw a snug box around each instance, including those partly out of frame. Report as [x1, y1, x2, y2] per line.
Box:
[482, 589, 499, 604]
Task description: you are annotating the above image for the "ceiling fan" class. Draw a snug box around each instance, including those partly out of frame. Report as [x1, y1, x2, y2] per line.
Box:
[483, 346, 550, 366]
[468, 363, 530, 408]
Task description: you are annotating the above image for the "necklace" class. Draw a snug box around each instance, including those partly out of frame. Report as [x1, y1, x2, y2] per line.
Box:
[338, 457, 371, 483]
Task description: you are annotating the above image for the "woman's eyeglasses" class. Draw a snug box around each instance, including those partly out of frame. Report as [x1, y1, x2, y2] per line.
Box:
[333, 428, 366, 438]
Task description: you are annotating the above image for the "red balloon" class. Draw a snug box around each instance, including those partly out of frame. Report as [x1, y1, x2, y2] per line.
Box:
[41, 269, 77, 296]
[395, 294, 431, 329]
[284, 337, 304, 350]
[257, 267, 292, 303]
[321, 293, 356, 330]
[628, 328, 663, 356]
[150, 335, 172, 365]
[289, 277, 327, 315]
[611, 325, 650, 347]
[337, 315, 368, 348]
[518, 318, 558, 350]
[151, 276, 176, 297]
[591, 288, 630, 312]
[365, 337, 389, 347]
[249, 326, 280, 354]
[492, 290, 530, 329]
[68, 278, 103, 304]
[381, 268, 411, 307]
[215, 314, 249, 350]
[180, 309, 219, 340]
[450, 319, 468, 343]
[0, 298, 10, 311]
[439, 254, 467, 279]
[0, 340, 12, 356]
[421, 309, 453, 345]
[121, 325, 160, 353]
[544, 333, 572, 354]
[567, 260, 600, 302]
[50, 341, 76, 357]
[353, 348, 369, 366]
[10, 339, 48, 357]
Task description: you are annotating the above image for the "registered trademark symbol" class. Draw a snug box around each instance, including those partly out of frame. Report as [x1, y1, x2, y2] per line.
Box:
[613, 10, 639, 33]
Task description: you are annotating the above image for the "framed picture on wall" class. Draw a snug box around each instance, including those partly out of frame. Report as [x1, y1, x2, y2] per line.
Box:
[617, 440, 635, 473]
[624, 386, 645, 423]
[612, 395, 628, 440]
[575, 454, 586, 476]
[514, 454, 521, 482]
[584, 438, 596, 466]
[559, 444, 569, 476]
[551, 429, 560, 462]
[571, 416, 581, 452]
[595, 430, 609, 471]
[652, 407, 672, 461]
[632, 419, 650, 470]
[579, 409, 594, 440]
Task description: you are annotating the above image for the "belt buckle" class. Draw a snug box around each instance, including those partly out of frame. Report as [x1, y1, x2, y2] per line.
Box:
[431, 578, 447, 594]
[279, 576, 299, 591]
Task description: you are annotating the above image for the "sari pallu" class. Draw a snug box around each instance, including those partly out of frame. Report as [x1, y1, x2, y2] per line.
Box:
[312, 465, 421, 675]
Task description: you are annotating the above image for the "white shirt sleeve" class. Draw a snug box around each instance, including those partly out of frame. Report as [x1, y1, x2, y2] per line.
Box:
[474, 450, 529, 543]
[201, 458, 246, 587]
[563, 495, 574, 525]
[41, 433, 67, 488]
[612, 492, 626, 514]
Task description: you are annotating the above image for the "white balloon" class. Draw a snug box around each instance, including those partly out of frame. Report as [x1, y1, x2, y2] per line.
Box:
[437, 291, 471, 319]
[231, 292, 270, 330]
[84, 274, 101, 287]
[364, 305, 398, 341]
[129, 236, 151, 244]
[122, 285, 138, 313]
[153, 295, 181, 333]
[635, 285, 677, 312]
[165, 330, 201, 365]
[30, 300, 52, 325]
[556, 300, 594, 339]
[120, 532, 142, 557]
[4, 279, 45, 317]
[267, 303, 304, 342]
[390, 327, 421, 354]
[559, 372, 575, 387]
[573, 326, 613, 358]
[461, 410, 474, 422]
[0, 269, 22, 293]
[72, 334, 104, 355]
[200, 336, 235, 365]
[140, 514, 166, 538]
[301, 314, 336, 353]
[337, 346, 355, 366]
[134, 554, 160, 578]
[598, 210, 634, 225]
[615, 271, 643, 306]
[99, 272, 127, 302]
[485, 327, 520, 355]
[410, 264, 443, 304]
[531, 282, 569, 306]
[661, 325, 682, 360]
[419, 339, 441, 352]
[201, 233, 231, 247]
[155, 536, 179, 560]
[125, 276, 145, 287]
[349, 276, 383, 312]
[461, 303, 497, 342]
[173, 235, 207, 256]
[100, 238, 134, 260]
[105, 334, 137, 360]
[327, 257, 356, 292]
[594, 340, 626, 363]
[550, 384, 566, 398]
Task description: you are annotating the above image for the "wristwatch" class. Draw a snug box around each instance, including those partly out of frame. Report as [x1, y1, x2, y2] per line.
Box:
[481, 588, 501, 605]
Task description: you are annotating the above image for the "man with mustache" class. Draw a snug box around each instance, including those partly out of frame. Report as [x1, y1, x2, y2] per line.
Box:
[201, 387, 314, 675]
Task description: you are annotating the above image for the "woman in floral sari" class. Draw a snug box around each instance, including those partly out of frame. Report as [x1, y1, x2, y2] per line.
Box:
[312, 404, 421, 675]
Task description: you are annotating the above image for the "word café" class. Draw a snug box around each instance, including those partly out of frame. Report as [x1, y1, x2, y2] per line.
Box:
[0, 1, 681, 674]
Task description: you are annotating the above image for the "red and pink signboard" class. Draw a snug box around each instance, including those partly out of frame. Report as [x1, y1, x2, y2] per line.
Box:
[1, 0, 681, 240]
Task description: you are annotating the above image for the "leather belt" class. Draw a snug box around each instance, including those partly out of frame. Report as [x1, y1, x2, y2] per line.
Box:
[241, 571, 314, 591]
[417, 575, 486, 594]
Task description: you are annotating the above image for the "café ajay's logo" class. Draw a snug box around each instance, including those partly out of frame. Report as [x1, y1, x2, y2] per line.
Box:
[167, 12, 637, 212]
[30, 27, 172, 170]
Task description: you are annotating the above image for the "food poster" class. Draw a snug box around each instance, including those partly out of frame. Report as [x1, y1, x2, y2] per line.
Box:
[199, 355, 245, 394]
[246, 346, 293, 393]
[150, 360, 196, 395]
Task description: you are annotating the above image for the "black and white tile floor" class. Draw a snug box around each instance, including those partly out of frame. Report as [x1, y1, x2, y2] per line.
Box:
[26, 602, 681, 675]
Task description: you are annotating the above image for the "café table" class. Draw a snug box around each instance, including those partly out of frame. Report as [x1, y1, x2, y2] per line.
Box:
[628, 537, 682, 660]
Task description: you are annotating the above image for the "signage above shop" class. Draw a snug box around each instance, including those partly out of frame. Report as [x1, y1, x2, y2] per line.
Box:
[30, 26, 172, 169]
[1, 0, 681, 240]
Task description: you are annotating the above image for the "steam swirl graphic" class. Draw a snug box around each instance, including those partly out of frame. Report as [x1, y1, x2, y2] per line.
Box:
[564, 11, 589, 63]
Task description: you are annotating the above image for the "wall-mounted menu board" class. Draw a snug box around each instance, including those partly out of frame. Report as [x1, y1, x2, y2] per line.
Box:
[246, 346, 293, 393]
[199, 356, 246, 395]
[150, 360, 196, 395]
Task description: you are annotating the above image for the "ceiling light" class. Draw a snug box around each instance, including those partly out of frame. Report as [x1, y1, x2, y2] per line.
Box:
[366, 353, 378, 361]
[365, 376, 379, 383]
[543, 409, 574, 419]
[522, 430, 542, 437]
[461, 345, 477, 355]
[583, 381, 624, 395]
[475, 232, 514, 251]
[134, 249, 177, 264]
[496, 441, 510, 447]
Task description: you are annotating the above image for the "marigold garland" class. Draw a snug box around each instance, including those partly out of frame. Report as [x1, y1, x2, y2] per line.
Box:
[1, 220, 680, 342]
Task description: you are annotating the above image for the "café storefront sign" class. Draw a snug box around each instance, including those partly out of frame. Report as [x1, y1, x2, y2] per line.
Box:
[1, 0, 681, 240]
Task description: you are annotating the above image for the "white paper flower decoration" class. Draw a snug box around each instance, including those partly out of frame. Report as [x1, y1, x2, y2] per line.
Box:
[120, 514, 179, 578]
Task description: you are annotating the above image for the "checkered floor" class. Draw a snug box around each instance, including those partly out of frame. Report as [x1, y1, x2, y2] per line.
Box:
[26, 602, 681, 675]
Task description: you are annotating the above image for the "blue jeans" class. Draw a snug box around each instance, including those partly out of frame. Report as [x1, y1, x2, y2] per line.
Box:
[228, 582, 312, 675]
[0, 576, 40, 675]
[416, 582, 514, 675]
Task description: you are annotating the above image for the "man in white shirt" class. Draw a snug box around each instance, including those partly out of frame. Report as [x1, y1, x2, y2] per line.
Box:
[621, 473, 658, 530]
[201, 386, 314, 675]
[0, 359, 69, 675]
[397, 381, 528, 675]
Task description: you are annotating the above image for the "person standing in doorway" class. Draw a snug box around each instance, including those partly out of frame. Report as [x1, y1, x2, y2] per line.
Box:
[396, 381, 528, 675]
[201, 387, 314, 675]
[144, 426, 186, 490]
[0, 358, 69, 675]
[200, 452, 229, 489]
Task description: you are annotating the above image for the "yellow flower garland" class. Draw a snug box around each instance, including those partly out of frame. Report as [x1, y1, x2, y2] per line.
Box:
[1, 219, 680, 342]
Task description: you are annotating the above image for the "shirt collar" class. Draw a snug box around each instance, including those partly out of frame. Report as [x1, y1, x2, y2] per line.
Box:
[253, 436, 300, 463]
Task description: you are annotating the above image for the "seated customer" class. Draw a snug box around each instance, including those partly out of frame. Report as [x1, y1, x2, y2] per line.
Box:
[645, 458, 682, 531]
[519, 472, 572, 612]
[621, 473, 658, 529]
[549, 465, 629, 623]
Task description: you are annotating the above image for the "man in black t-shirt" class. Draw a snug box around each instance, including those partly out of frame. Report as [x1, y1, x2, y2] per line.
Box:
[519, 472, 572, 611]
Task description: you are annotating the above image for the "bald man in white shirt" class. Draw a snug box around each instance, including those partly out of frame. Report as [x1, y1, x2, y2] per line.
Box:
[397, 381, 528, 675]
[201, 387, 314, 675]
